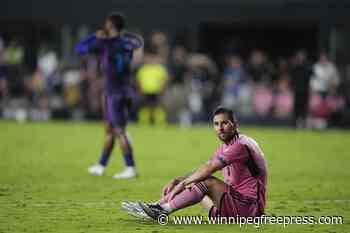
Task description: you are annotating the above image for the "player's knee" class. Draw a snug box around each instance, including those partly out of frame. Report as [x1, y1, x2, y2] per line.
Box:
[106, 131, 115, 141]
[105, 124, 114, 134]
[203, 177, 218, 189]
[113, 127, 126, 138]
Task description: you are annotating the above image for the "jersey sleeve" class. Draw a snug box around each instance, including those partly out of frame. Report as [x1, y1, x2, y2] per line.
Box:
[75, 33, 103, 55]
[208, 147, 222, 164]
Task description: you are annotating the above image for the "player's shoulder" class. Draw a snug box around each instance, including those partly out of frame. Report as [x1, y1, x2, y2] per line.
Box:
[118, 36, 134, 50]
[238, 134, 265, 156]
[222, 136, 245, 153]
[237, 134, 258, 145]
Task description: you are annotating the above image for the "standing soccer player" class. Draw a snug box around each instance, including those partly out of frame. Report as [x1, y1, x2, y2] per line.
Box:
[123, 106, 267, 218]
[75, 13, 143, 179]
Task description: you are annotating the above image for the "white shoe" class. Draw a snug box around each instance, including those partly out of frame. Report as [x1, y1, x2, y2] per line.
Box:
[113, 167, 138, 179]
[88, 164, 105, 176]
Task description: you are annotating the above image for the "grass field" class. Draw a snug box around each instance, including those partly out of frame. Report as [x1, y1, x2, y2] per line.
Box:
[0, 120, 349, 233]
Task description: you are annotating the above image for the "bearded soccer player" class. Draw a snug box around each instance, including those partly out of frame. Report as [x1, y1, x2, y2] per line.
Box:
[122, 107, 267, 218]
[75, 13, 143, 179]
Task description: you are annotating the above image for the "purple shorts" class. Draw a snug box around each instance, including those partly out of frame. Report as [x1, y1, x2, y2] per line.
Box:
[209, 184, 260, 218]
[104, 94, 128, 128]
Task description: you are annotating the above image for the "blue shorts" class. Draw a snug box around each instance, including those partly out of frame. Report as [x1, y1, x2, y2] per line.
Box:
[104, 94, 129, 128]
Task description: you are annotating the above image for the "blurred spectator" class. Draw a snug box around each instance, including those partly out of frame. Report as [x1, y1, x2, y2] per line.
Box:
[163, 46, 189, 123]
[0, 66, 7, 99]
[37, 46, 60, 92]
[277, 58, 290, 79]
[273, 77, 294, 118]
[61, 68, 83, 120]
[0, 36, 4, 63]
[136, 53, 169, 125]
[246, 49, 275, 84]
[4, 40, 24, 66]
[26, 46, 62, 121]
[186, 53, 218, 123]
[253, 84, 273, 117]
[309, 90, 345, 129]
[311, 53, 340, 98]
[290, 50, 313, 128]
[220, 54, 249, 113]
[149, 31, 170, 64]
[0, 36, 8, 100]
[4, 40, 26, 97]
[79, 55, 103, 118]
[307, 53, 341, 129]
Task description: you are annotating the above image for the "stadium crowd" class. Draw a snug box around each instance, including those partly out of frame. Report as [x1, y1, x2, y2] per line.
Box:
[0, 32, 348, 129]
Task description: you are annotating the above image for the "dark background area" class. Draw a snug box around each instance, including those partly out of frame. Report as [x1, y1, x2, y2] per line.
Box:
[1, 0, 350, 66]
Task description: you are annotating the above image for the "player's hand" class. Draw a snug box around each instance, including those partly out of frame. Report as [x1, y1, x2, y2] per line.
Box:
[162, 178, 181, 196]
[96, 30, 107, 39]
[169, 181, 186, 200]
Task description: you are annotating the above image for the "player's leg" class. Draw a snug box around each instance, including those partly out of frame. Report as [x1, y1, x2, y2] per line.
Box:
[112, 127, 137, 179]
[161, 176, 225, 212]
[109, 94, 137, 179]
[88, 96, 116, 176]
[133, 177, 225, 219]
[148, 94, 157, 125]
[203, 176, 226, 208]
[99, 123, 115, 165]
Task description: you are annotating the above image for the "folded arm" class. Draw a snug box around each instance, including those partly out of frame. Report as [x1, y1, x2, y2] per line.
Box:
[122, 32, 144, 50]
[75, 33, 103, 55]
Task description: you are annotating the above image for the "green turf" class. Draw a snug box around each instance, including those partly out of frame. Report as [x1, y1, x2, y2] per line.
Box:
[0, 120, 349, 233]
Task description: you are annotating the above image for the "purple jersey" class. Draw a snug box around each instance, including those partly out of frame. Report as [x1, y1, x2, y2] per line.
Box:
[75, 33, 142, 95]
[210, 134, 267, 212]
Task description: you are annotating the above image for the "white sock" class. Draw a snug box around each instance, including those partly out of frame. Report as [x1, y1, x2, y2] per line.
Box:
[160, 203, 173, 213]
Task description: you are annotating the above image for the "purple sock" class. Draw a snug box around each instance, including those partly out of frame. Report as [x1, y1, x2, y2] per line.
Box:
[123, 135, 135, 167]
[123, 151, 135, 167]
[99, 151, 111, 166]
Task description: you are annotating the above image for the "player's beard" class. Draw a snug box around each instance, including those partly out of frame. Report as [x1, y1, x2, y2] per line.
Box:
[218, 131, 234, 143]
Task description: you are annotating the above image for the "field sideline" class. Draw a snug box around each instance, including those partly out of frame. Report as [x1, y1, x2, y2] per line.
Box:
[0, 120, 349, 233]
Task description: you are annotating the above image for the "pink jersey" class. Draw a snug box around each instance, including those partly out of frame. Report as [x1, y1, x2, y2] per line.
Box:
[210, 134, 267, 212]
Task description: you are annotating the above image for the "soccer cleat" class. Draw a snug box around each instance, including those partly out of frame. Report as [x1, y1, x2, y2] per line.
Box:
[88, 164, 105, 176]
[138, 202, 169, 220]
[121, 201, 151, 220]
[113, 167, 138, 179]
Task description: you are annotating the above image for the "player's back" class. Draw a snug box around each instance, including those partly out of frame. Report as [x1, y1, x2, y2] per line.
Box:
[237, 134, 267, 211]
[101, 37, 133, 95]
[239, 134, 267, 183]
[75, 32, 143, 95]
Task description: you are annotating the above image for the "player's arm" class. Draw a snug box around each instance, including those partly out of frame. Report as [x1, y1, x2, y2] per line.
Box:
[162, 170, 196, 196]
[169, 161, 223, 199]
[169, 144, 245, 199]
[75, 30, 106, 55]
[182, 160, 222, 187]
[122, 31, 144, 50]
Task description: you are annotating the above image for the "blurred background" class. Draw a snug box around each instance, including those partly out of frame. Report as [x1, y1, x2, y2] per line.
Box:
[1, 0, 350, 129]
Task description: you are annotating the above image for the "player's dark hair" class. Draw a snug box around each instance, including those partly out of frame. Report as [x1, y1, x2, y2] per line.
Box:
[213, 106, 239, 139]
[107, 12, 125, 31]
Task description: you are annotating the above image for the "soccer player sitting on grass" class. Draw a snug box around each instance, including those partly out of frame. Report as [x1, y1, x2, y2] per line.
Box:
[122, 107, 267, 219]
[75, 13, 143, 179]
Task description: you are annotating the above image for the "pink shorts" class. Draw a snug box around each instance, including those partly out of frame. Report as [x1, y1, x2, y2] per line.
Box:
[209, 184, 261, 217]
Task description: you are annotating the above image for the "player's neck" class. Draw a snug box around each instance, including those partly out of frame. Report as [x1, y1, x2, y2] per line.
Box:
[223, 133, 238, 145]
[223, 136, 234, 145]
